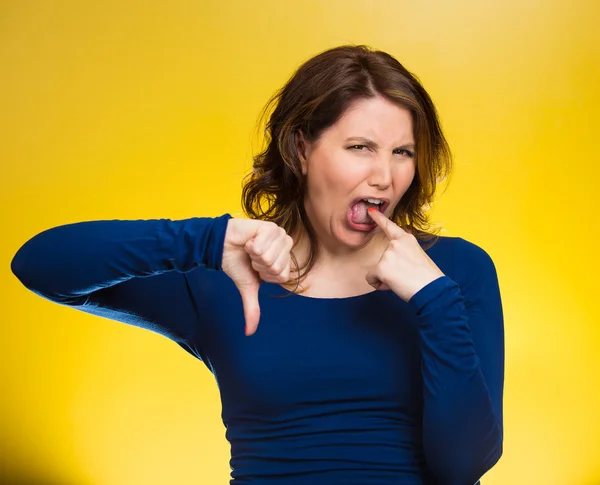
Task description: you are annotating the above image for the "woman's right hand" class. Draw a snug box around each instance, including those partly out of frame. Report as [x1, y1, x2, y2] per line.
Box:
[221, 219, 294, 336]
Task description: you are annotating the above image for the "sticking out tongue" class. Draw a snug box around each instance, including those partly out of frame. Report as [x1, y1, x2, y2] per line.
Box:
[350, 200, 379, 224]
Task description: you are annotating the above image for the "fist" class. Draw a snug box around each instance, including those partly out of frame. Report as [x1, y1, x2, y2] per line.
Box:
[221, 218, 294, 336]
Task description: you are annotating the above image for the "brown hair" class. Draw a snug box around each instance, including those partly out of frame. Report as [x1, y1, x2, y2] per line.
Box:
[242, 44, 452, 289]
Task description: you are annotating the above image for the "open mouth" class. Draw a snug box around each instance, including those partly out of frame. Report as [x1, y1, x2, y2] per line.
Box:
[347, 196, 390, 231]
[360, 197, 388, 213]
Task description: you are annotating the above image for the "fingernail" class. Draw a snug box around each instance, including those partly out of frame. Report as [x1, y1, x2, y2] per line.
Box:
[368, 208, 376, 212]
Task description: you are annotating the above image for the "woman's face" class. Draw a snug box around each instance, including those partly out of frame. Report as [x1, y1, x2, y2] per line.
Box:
[298, 95, 417, 251]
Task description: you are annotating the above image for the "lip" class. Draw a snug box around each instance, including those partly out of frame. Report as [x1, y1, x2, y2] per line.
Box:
[350, 196, 390, 215]
[345, 196, 391, 232]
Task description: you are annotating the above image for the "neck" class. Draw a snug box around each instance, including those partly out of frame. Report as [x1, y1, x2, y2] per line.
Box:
[284, 227, 387, 297]
[290, 226, 386, 275]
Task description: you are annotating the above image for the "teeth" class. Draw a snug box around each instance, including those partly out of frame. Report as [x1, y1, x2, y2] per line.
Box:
[364, 198, 383, 205]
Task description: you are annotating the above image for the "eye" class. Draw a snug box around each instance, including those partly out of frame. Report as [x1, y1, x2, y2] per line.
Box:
[347, 145, 370, 151]
[394, 148, 415, 158]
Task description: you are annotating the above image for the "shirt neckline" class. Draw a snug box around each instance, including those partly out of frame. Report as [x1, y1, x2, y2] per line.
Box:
[264, 281, 386, 302]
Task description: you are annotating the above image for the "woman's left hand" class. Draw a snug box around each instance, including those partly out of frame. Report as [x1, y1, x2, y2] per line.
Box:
[365, 209, 446, 302]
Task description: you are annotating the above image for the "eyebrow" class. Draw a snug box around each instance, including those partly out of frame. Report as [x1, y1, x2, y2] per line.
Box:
[344, 136, 415, 150]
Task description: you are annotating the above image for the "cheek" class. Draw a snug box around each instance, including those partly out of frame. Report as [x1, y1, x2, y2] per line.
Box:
[309, 154, 359, 199]
[393, 162, 417, 190]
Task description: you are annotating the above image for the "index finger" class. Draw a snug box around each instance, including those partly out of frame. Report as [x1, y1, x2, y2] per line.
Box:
[367, 208, 405, 239]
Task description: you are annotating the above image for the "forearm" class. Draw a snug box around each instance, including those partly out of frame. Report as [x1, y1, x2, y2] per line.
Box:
[409, 276, 503, 484]
[11, 214, 232, 304]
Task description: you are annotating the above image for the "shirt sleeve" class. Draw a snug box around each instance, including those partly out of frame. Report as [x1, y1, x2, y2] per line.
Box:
[10, 214, 232, 353]
[407, 238, 504, 485]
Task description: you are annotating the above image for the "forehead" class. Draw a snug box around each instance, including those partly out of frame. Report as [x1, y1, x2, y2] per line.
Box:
[327, 96, 414, 141]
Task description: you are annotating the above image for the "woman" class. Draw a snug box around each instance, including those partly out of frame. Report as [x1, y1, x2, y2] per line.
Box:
[11, 45, 504, 484]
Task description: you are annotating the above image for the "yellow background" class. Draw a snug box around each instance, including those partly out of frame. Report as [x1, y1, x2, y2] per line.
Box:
[2, 0, 599, 483]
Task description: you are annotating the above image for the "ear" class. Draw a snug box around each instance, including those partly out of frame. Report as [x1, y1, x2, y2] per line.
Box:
[295, 131, 309, 176]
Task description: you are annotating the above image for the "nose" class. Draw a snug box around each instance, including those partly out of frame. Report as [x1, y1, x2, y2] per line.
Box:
[367, 156, 392, 189]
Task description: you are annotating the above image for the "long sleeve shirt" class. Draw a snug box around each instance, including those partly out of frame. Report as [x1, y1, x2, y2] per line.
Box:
[11, 214, 504, 485]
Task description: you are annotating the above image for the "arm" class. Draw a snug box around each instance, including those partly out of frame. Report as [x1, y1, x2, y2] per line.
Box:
[10, 214, 232, 351]
[407, 239, 504, 484]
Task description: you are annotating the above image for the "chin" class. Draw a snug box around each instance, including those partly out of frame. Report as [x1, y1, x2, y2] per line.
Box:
[334, 224, 377, 249]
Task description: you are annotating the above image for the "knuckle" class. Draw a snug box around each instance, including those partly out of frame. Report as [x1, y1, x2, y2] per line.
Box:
[275, 273, 289, 283]
[250, 245, 264, 257]
[247, 239, 262, 255]
[260, 273, 276, 283]
[390, 239, 402, 250]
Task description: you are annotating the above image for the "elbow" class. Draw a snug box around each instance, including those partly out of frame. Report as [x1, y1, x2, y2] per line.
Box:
[11, 242, 32, 288]
[467, 440, 503, 485]
[428, 429, 503, 485]
[471, 441, 503, 485]
[11, 233, 59, 301]
[11, 228, 93, 306]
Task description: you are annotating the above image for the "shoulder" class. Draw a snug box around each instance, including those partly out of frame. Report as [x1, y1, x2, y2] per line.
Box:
[418, 233, 499, 286]
[451, 236, 496, 270]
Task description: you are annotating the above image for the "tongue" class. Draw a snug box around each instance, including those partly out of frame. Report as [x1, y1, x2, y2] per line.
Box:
[350, 201, 378, 224]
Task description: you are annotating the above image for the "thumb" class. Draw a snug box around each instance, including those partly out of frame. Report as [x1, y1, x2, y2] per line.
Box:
[237, 280, 261, 336]
[365, 270, 381, 290]
[365, 269, 390, 291]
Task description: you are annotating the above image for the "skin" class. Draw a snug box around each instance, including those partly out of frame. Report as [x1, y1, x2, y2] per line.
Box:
[222, 95, 445, 335]
[291, 95, 420, 298]
[296, 95, 417, 256]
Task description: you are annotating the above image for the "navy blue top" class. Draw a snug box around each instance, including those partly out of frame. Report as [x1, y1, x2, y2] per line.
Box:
[11, 214, 504, 485]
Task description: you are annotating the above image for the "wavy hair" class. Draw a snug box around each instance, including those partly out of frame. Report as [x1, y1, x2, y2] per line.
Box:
[242, 45, 452, 289]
